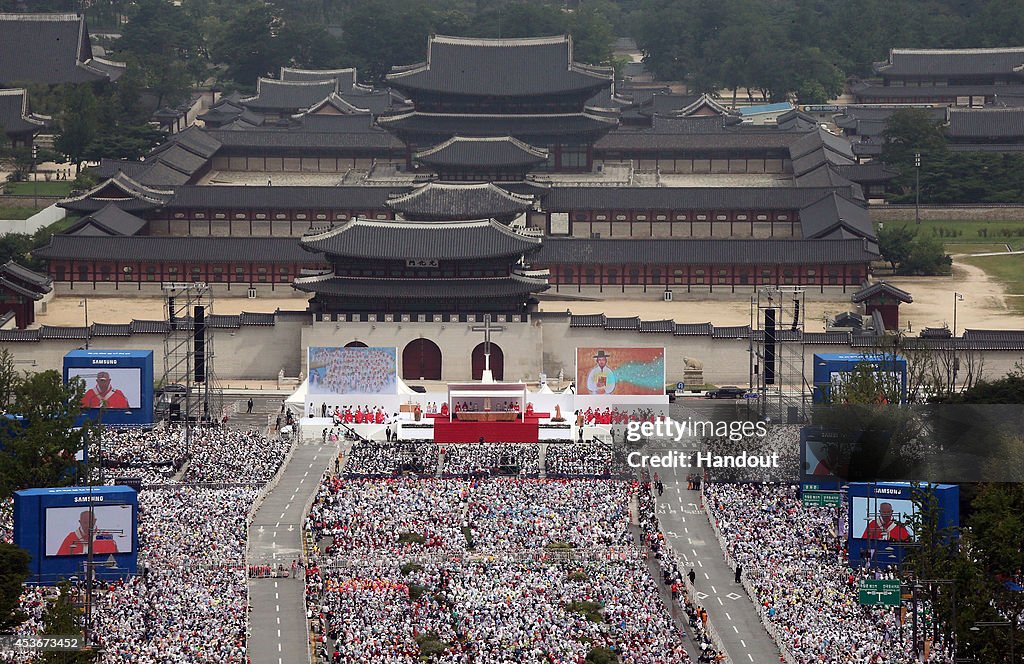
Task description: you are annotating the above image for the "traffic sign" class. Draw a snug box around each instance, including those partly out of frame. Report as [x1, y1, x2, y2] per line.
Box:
[801, 490, 840, 508]
[859, 579, 901, 606]
[676, 382, 685, 391]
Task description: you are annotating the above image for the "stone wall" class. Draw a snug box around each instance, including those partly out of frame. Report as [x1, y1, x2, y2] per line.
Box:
[870, 205, 1024, 221]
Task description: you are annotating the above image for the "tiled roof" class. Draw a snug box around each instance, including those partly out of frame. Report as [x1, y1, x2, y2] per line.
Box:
[798, 192, 876, 241]
[39, 325, 89, 340]
[63, 203, 147, 236]
[293, 274, 549, 299]
[569, 314, 606, 327]
[60, 172, 173, 213]
[240, 79, 337, 111]
[638, 319, 675, 333]
[948, 108, 1024, 139]
[280, 66, 359, 92]
[1, 260, 51, 289]
[91, 323, 131, 336]
[534, 238, 879, 265]
[875, 47, 1024, 77]
[712, 325, 750, 339]
[386, 182, 534, 220]
[851, 281, 913, 303]
[206, 126, 404, 151]
[851, 81, 1024, 100]
[604, 316, 640, 330]
[299, 217, 541, 260]
[674, 322, 713, 336]
[33, 236, 318, 263]
[0, 88, 48, 135]
[386, 35, 612, 97]
[415, 136, 548, 169]
[0, 13, 125, 85]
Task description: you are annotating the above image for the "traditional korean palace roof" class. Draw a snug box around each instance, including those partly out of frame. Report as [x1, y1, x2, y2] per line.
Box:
[386, 35, 612, 98]
[874, 47, 1024, 77]
[0, 13, 125, 85]
[386, 182, 535, 220]
[415, 136, 549, 169]
[0, 89, 49, 135]
[62, 203, 147, 236]
[293, 273, 548, 300]
[0, 260, 52, 300]
[948, 107, 1024, 139]
[299, 217, 541, 260]
[851, 281, 914, 303]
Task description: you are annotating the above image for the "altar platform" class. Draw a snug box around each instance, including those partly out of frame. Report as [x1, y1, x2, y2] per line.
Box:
[432, 417, 541, 443]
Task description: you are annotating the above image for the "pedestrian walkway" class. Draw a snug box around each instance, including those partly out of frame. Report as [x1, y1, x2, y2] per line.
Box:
[247, 436, 336, 664]
[656, 463, 783, 663]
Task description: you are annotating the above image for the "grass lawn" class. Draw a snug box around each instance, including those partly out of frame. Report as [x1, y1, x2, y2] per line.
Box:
[0, 207, 43, 220]
[878, 219, 1024, 248]
[45, 214, 79, 233]
[2, 181, 75, 197]
[960, 254, 1024, 313]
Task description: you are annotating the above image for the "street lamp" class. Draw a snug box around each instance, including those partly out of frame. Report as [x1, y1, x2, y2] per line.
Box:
[970, 621, 1014, 663]
[79, 297, 89, 349]
[953, 292, 964, 338]
[915, 152, 922, 225]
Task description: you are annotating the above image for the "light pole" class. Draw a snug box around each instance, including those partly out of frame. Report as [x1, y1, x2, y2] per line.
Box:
[971, 621, 1014, 663]
[79, 297, 89, 349]
[915, 152, 922, 225]
[953, 292, 964, 391]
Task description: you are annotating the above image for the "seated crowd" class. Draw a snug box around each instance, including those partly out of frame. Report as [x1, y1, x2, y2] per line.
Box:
[439, 443, 540, 478]
[704, 482, 953, 663]
[343, 440, 440, 477]
[304, 462, 692, 662]
[546, 440, 623, 478]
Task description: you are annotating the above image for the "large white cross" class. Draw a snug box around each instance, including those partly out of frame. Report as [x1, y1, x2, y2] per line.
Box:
[471, 314, 504, 376]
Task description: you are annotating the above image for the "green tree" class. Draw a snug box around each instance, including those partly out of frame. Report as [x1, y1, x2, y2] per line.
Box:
[117, 0, 205, 106]
[54, 86, 99, 176]
[0, 543, 30, 632]
[0, 371, 97, 500]
[39, 581, 96, 663]
[877, 224, 916, 271]
[0, 348, 20, 410]
[900, 233, 952, 276]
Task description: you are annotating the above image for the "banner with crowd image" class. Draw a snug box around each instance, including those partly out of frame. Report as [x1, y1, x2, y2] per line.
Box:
[307, 347, 397, 395]
[575, 347, 666, 396]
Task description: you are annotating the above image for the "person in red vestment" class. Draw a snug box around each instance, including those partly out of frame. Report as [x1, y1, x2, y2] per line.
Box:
[860, 503, 912, 541]
[81, 372, 130, 409]
[354, 408, 363, 424]
[375, 408, 384, 424]
[56, 511, 119, 556]
[343, 408, 353, 424]
[525, 402, 534, 417]
[440, 402, 449, 417]
[585, 407, 594, 424]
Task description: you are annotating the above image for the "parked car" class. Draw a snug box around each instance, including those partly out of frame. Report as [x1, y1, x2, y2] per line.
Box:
[705, 386, 748, 399]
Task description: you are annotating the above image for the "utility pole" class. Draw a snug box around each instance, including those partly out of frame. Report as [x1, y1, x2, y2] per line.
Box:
[32, 144, 38, 210]
[914, 152, 921, 225]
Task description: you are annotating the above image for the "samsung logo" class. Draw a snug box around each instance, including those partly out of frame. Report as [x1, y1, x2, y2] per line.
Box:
[73, 496, 104, 503]
[91, 360, 118, 365]
[875, 488, 902, 495]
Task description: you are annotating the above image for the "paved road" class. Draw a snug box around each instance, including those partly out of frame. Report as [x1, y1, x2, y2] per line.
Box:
[247, 436, 337, 664]
[649, 408, 782, 663]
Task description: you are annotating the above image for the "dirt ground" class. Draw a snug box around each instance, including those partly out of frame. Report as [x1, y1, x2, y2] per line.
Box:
[31, 256, 1024, 331]
[35, 296, 312, 327]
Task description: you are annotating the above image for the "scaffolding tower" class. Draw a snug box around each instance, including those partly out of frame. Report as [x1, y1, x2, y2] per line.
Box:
[751, 287, 808, 424]
[160, 282, 221, 454]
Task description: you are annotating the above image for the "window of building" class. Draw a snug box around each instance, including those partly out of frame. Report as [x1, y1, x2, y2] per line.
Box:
[716, 214, 727, 221]
[736, 214, 747, 221]
[257, 267, 268, 283]
[739, 270, 749, 285]
[562, 268, 574, 283]
[607, 269, 618, 284]
[718, 269, 728, 284]
[279, 266, 290, 282]
[146, 265, 156, 282]
[674, 269, 685, 285]
[212, 267, 225, 282]
[56, 266, 66, 281]
[275, 214, 287, 220]
[828, 271, 839, 285]
[561, 145, 588, 169]
[756, 214, 768, 221]
[629, 269, 640, 285]
[761, 269, 772, 284]
[214, 213, 226, 220]
[585, 269, 596, 285]
[191, 267, 202, 282]
[636, 215, 647, 221]
[783, 269, 793, 285]
[78, 265, 88, 281]
[595, 215, 607, 221]
[255, 213, 267, 220]
[651, 268, 662, 284]
[696, 214, 707, 221]
[296, 214, 307, 220]
[100, 265, 112, 281]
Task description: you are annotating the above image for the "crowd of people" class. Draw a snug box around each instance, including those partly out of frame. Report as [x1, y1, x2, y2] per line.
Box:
[546, 440, 623, 478]
[704, 482, 953, 663]
[304, 465, 694, 663]
[439, 443, 539, 478]
[93, 425, 288, 486]
[343, 441, 439, 477]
